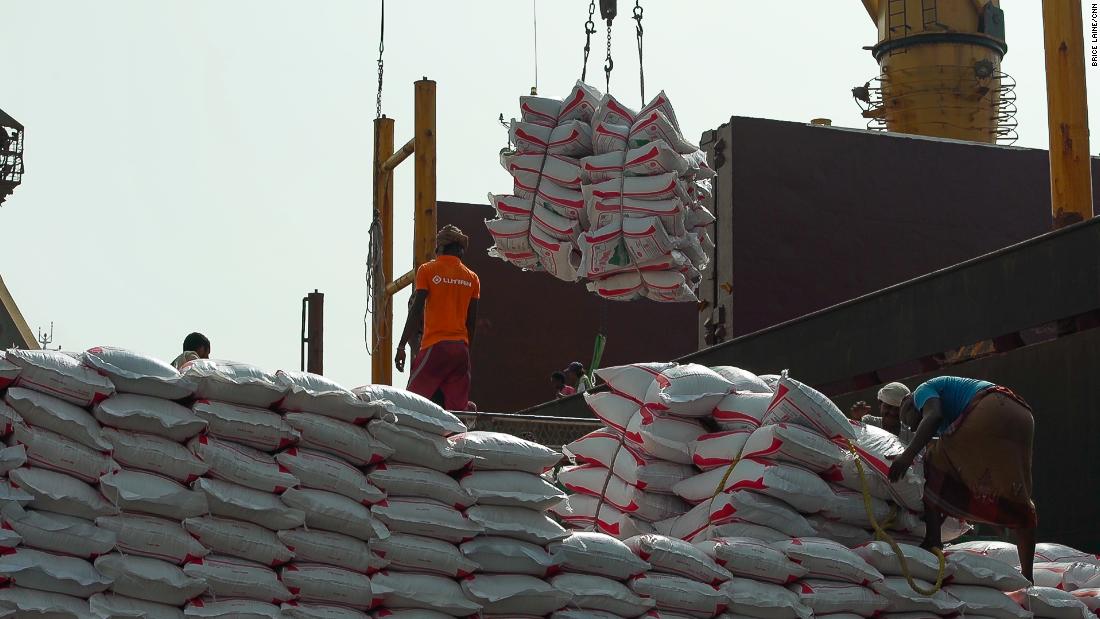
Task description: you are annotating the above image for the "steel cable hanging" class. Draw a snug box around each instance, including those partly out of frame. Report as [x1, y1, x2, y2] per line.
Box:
[633, 0, 644, 105]
[581, 0, 597, 82]
[366, 0, 387, 355]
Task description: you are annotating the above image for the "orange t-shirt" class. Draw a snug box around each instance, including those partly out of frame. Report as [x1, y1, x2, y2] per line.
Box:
[415, 255, 480, 351]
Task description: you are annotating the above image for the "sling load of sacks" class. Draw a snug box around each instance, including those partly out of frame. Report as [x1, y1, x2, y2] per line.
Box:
[0, 346, 581, 619]
[551, 360, 1100, 619]
[485, 81, 715, 302]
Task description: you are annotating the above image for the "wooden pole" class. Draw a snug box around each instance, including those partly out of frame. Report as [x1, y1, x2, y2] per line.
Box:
[306, 290, 324, 375]
[1042, 0, 1094, 228]
[372, 116, 395, 385]
[413, 79, 437, 268]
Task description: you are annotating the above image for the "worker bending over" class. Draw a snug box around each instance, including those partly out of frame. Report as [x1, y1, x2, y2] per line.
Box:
[888, 376, 1037, 582]
[395, 225, 480, 411]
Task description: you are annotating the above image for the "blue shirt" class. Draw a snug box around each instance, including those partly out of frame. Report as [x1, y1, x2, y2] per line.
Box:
[912, 376, 994, 435]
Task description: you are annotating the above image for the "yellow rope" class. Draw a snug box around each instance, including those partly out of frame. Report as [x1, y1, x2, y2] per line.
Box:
[847, 441, 946, 596]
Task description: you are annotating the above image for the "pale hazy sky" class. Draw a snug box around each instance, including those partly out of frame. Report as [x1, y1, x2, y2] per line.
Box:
[3, 1, 1099, 390]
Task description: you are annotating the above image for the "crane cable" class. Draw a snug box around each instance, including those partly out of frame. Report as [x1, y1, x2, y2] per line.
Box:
[581, 0, 596, 82]
[376, 0, 385, 119]
[847, 441, 948, 597]
[633, 0, 644, 105]
[366, 0, 387, 355]
[532, 0, 539, 95]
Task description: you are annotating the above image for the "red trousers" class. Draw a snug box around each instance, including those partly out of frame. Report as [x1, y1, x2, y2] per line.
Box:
[406, 340, 471, 412]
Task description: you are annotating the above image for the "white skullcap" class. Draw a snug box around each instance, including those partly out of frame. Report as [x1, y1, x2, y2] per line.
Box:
[877, 382, 911, 407]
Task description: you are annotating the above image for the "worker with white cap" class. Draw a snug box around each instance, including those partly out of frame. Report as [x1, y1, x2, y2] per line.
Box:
[850, 381, 914, 443]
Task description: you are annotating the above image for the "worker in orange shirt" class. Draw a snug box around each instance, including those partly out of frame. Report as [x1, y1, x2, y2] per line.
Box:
[395, 225, 480, 411]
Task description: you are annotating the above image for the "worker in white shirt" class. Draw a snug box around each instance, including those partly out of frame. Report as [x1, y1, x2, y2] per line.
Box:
[850, 381, 914, 444]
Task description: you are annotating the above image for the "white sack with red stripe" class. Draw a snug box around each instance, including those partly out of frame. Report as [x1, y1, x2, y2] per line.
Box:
[277, 528, 382, 574]
[192, 400, 298, 451]
[4, 505, 116, 559]
[549, 573, 655, 616]
[0, 547, 110, 598]
[689, 430, 751, 471]
[281, 563, 373, 609]
[712, 392, 773, 432]
[371, 497, 480, 543]
[945, 585, 1033, 619]
[643, 364, 733, 417]
[466, 504, 568, 545]
[853, 541, 947, 583]
[83, 345, 195, 400]
[183, 516, 292, 567]
[557, 464, 687, 522]
[94, 553, 208, 606]
[547, 532, 650, 580]
[286, 412, 392, 466]
[461, 573, 573, 615]
[945, 551, 1031, 591]
[870, 576, 963, 614]
[277, 370, 377, 425]
[366, 462, 472, 508]
[277, 447, 385, 505]
[195, 478, 304, 531]
[626, 410, 706, 465]
[460, 470, 566, 510]
[103, 427, 208, 483]
[9, 467, 117, 520]
[98, 513, 207, 564]
[709, 491, 815, 538]
[181, 359, 286, 409]
[696, 537, 807, 585]
[370, 570, 482, 616]
[448, 430, 563, 473]
[282, 487, 388, 540]
[188, 435, 298, 493]
[551, 494, 652, 540]
[463, 536, 557, 577]
[772, 538, 884, 586]
[674, 458, 830, 513]
[183, 554, 293, 603]
[372, 531, 478, 577]
[823, 420, 924, 512]
[719, 577, 813, 619]
[628, 572, 726, 618]
[95, 393, 207, 442]
[596, 363, 672, 403]
[788, 579, 888, 618]
[1007, 587, 1093, 619]
[761, 372, 855, 441]
[10, 422, 118, 483]
[739, 423, 848, 474]
[624, 534, 730, 584]
[99, 469, 208, 519]
[564, 429, 694, 493]
[5, 348, 115, 407]
[5, 387, 112, 451]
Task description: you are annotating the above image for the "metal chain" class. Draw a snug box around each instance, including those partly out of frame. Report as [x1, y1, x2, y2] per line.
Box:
[375, 0, 385, 118]
[581, 0, 596, 82]
[633, 0, 644, 105]
[604, 20, 613, 93]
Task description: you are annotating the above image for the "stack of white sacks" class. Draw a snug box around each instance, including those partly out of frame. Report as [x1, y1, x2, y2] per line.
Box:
[0, 346, 584, 619]
[553, 360, 1099, 619]
[486, 82, 714, 302]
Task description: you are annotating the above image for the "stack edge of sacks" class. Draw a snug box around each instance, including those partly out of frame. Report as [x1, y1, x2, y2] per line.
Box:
[552, 362, 703, 539]
[547, 532, 653, 619]
[270, 370, 390, 619]
[948, 541, 1099, 619]
[486, 81, 715, 302]
[449, 429, 573, 618]
[355, 385, 481, 619]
